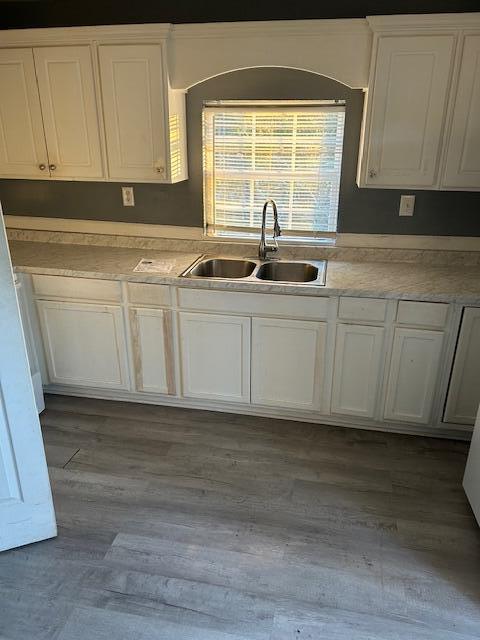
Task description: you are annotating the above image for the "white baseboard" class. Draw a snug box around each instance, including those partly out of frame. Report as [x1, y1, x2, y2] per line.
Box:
[44, 384, 472, 441]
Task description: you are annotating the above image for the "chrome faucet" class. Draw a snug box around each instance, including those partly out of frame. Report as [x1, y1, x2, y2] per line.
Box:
[258, 199, 281, 260]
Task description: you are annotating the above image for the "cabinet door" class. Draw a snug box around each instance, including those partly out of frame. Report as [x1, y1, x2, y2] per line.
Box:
[33, 46, 103, 179]
[443, 35, 480, 189]
[384, 328, 443, 424]
[331, 324, 384, 419]
[0, 48, 48, 178]
[364, 35, 454, 187]
[251, 317, 326, 410]
[179, 312, 250, 403]
[444, 308, 480, 425]
[98, 44, 167, 181]
[130, 307, 175, 395]
[37, 300, 129, 389]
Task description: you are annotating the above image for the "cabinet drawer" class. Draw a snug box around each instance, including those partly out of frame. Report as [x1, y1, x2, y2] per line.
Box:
[32, 275, 121, 302]
[127, 282, 171, 307]
[177, 287, 329, 320]
[396, 301, 449, 328]
[338, 297, 387, 323]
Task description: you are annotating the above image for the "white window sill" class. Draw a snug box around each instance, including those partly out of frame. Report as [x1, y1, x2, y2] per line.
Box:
[204, 231, 337, 247]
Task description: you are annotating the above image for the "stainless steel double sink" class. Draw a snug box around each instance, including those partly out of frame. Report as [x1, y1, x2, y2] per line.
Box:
[180, 257, 327, 286]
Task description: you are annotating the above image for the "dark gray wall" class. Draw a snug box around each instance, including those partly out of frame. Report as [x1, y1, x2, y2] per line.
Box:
[2, 0, 478, 29]
[1, 67, 480, 236]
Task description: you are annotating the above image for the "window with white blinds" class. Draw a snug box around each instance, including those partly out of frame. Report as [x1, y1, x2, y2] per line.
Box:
[203, 102, 345, 238]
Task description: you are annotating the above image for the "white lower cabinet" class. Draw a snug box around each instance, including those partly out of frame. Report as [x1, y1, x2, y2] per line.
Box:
[179, 312, 251, 403]
[130, 307, 175, 395]
[251, 317, 326, 410]
[384, 328, 444, 424]
[444, 307, 480, 425]
[331, 324, 385, 419]
[25, 277, 473, 436]
[37, 300, 129, 389]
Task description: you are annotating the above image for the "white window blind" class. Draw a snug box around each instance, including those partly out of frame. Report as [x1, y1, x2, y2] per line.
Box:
[203, 103, 345, 238]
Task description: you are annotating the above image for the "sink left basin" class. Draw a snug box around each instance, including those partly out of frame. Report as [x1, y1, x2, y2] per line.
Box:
[185, 258, 257, 279]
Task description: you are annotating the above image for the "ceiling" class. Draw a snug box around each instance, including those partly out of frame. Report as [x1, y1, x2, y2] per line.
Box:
[0, 0, 479, 29]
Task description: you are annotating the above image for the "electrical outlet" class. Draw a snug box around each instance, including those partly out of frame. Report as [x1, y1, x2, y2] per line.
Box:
[399, 195, 415, 216]
[122, 186, 135, 207]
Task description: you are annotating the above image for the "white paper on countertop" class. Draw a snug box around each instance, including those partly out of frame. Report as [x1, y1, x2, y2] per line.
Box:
[133, 258, 177, 274]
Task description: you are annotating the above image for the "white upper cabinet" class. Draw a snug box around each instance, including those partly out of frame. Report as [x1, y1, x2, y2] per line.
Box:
[0, 45, 103, 180]
[34, 46, 103, 179]
[360, 34, 455, 188]
[98, 44, 187, 183]
[0, 48, 48, 178]
[442, 34, 480, 189]
[0, 29, 187, 183]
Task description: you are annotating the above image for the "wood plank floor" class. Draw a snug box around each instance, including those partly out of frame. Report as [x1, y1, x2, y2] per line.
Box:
[1, 395, 479, 640]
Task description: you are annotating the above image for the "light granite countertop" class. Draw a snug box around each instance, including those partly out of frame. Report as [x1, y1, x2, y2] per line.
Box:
[9, 240, 480, 305]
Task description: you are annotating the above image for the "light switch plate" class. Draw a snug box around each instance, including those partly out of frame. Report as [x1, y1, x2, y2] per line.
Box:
[122, 186, 135, 207]
[399, 195, 415, 216]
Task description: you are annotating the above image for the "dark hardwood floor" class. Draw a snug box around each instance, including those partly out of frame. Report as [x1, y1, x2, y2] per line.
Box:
[1, 394, 479, 639]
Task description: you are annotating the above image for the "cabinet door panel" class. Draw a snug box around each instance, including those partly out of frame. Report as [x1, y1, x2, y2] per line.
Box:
[99, 44, 167, 181]
[365, 35, 454, 187]
[179, 312, 250, 403]
[384, 328, 443, 424]
[251, 317, 326, 410]
[34, 46, 103, 178]
[444, 308, 480, 425]
[331, 324, 384, 418]
[130, 307, 175, 395]
[443, 35, 480, 189]
[0, 48, 48, 177]
[37, 301, 129, 389]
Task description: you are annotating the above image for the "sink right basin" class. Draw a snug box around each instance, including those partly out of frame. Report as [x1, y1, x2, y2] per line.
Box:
[256, 261, 320, 283]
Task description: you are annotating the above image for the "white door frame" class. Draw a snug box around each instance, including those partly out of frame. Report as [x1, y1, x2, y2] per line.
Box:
[0, 207, 56, 551]
[464, 403, 480, 526]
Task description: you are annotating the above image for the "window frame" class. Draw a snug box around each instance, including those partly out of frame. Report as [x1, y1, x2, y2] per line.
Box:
[202, 100, 345, 242]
